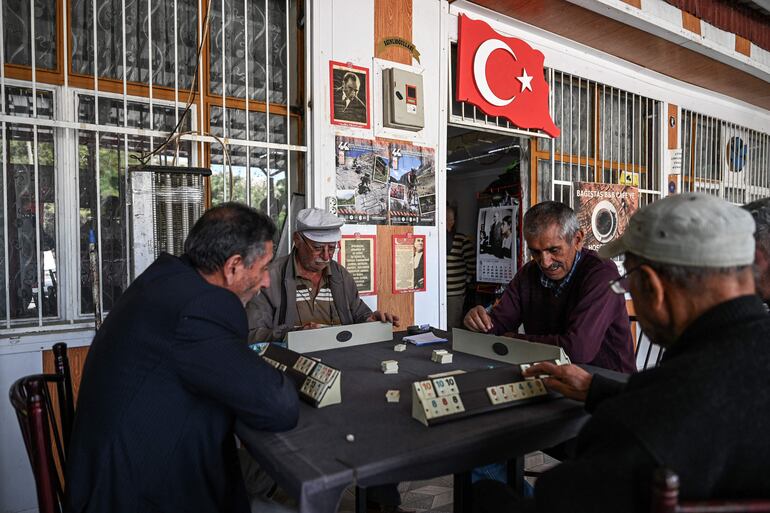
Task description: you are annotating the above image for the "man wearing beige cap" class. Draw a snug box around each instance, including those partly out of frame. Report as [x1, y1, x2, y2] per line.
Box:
[473, 193, 770, 511]
[247, 208, 399, 342]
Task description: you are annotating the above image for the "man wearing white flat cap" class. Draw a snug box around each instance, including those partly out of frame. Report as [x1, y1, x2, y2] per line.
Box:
[474, 193, 770, 512]
[247, 208, 399, 342]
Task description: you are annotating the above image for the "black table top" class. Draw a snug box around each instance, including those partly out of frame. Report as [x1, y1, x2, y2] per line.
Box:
[236, 332, 622, 513]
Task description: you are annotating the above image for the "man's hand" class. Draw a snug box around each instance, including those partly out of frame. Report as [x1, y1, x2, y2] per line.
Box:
[523, 362, 593, 402]
[301, 322, 325, 330]
[369, 311, 401, 327]
[463, 305, 493, 333]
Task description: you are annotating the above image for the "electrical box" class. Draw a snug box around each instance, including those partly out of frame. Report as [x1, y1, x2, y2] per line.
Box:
[382, 68, 424, 131]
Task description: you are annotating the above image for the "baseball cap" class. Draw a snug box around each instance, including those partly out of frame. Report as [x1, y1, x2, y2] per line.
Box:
[295, 208, 344, 243]
[599, 193, 755, 267]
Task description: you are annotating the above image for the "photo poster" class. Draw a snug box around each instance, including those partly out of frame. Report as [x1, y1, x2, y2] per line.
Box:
[337, 234, 376, 296]
[573, 182, 639, 252]
[335, 137, 436, 226]
[335, 136, 389, 224]
[392, 234, 427, 294]
[388, 142, 436, 226]
[329, 61, 370, 129]
[476, 206, 516, 284]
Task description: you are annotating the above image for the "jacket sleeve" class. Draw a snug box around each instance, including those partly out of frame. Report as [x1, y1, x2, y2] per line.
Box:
[535, 417, 657, 513]
[489, 274, 524, 335]
[173, 288, 299, 432]
[245, 289, 293, 342]
[585, 373, 627, 413]
[514, 263, 625, 364]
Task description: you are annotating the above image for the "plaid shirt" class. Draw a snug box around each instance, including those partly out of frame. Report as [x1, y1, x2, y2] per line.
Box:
[539, 251, 582, 297]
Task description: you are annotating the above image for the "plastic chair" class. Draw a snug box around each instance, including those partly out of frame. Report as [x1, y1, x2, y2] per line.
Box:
[9, 342, 74, 513]
[651, 468, 770, 513]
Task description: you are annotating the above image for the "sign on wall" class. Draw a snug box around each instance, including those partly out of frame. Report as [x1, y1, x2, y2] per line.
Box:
[392, 233, 426, 294]
[335, 135, 435, 226]
[338, 234, 376, 296]
[455, 14, 560, 138]
[573, 182, 638, 252]
[330, 61, 371, 129]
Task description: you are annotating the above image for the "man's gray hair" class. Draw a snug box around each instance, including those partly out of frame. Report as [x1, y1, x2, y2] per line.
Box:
[625, 252, 750, 291]
[743, 197, 770, 256]
[523, 201, 580, 241]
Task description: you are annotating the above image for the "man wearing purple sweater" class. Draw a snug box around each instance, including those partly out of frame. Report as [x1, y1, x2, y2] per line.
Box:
[464, 201, 635, 373]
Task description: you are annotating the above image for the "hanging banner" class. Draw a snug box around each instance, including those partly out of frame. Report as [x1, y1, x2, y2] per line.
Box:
[573, 182, 639, 252]
[338, 234, 376, 296]
[455, 14, 560, 138]
[392, 234, 426, 294]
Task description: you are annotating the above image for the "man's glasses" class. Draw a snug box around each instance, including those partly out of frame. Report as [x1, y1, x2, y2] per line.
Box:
[609, 267, 640, 295]
[301, 235, 339, 256]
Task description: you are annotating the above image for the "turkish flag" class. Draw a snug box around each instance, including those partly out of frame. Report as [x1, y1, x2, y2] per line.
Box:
[456, 15, 560, 138]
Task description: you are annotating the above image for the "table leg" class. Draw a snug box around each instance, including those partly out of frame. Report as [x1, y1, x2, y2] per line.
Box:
[355, 486, 367, 513]
[507, 456, 525, 496]
[453, 471, 472, 513]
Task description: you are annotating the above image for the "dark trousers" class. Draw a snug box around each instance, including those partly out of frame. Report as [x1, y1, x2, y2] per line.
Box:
[472, 480, 536, 513]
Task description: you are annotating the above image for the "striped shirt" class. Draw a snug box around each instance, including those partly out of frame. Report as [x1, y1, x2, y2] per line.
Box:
[447, 232, 476, 296]
[294, 266, 340, 327]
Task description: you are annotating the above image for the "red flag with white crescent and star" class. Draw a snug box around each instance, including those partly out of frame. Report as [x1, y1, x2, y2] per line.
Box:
[455, 15, 560, 138]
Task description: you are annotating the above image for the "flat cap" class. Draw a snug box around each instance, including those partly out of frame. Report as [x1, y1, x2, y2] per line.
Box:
[295, 208, 344, 243]
[599, 193, 755, 267]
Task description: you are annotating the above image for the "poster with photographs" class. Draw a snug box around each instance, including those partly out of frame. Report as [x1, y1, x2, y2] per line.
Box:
[388, 142, 436, 226]
[573, 182, 638, 252]
[337, 235, 376, 296]
[329, 61, 370, 129]
[335, 136, 389, 224]
[392, 234, 427, 294]
[477, 206, 516, 284]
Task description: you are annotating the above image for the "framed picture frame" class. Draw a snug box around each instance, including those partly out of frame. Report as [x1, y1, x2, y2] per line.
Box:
[392, 233, 426, 294]
[329, 61, 371, 129]
[337, 234, 377, 296]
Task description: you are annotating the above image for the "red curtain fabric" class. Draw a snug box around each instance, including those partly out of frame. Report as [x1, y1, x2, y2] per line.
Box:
[664, 0, 770, 53]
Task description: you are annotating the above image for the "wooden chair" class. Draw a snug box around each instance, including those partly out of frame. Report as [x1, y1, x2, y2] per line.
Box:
[9, 342, 74, 513]
[652, 468, 770, 513]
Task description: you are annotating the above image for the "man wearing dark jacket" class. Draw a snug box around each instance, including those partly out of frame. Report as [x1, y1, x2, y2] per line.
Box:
[464, 201, 635, 373]
[65, 203, 299, 513]
[474, 193, 770, 512]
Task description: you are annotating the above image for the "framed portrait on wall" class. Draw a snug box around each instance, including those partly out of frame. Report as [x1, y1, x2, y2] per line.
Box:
[329, 61, 370, 129]
[392, 233, 426, 294]
[337, 234, 377, 296]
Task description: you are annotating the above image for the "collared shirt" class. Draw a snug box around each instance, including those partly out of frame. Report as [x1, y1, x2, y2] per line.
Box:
[539, 250, 582, 297]
[294, 258, 340, 327]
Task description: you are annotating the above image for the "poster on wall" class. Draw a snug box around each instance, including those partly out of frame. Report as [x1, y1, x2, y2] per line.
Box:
[573, 182, 639, 252]
[329, 61, 370, 129]
[392, 234, 426, 294]
[388, 142, 436, 226]
[476, 206, 516, 284]
[335, 136, 435, 226]
[337, 234, 376, 296]
[335, 136, 389, 224]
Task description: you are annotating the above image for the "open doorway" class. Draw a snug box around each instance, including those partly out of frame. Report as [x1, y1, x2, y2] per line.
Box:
[444, 125, 529, 330]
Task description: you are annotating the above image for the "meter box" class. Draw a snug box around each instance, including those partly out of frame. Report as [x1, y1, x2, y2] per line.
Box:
[382, 67, 424, 131]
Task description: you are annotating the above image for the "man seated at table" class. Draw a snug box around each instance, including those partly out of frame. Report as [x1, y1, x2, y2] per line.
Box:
[743, 197, 770, 303]
[474, 193, 770, 512]
[246, 207, 399, 342]
[464, 201, 635, 373]
[66, 203, 299, 513]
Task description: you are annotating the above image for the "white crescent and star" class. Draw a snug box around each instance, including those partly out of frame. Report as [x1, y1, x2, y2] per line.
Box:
[472, 39, 534, 106]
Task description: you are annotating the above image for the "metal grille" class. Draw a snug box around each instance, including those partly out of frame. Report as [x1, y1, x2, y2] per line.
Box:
[541, 71, 662, 208]
[1, 0, 305, 329]
[680, 110, 770, 204]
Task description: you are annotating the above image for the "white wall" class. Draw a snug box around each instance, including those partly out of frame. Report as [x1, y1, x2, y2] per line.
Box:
[312, 0, 446, 328]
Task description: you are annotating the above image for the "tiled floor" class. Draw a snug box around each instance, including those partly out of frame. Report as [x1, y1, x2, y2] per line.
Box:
[336, 452, 559, 513]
